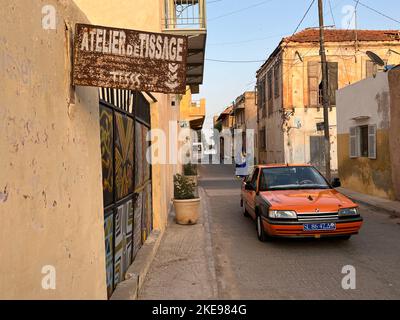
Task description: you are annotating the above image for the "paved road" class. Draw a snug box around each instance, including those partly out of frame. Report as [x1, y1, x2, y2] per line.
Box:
[199, 164, 400, 299]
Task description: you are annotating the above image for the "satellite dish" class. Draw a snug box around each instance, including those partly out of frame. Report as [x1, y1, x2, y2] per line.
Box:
[366, 51, 385, 66]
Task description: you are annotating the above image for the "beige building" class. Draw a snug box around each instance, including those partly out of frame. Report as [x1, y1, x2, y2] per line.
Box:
[215, 105, 234, 161]
[256, 29, 400, 173]
[336, 69, 400, 201]
[233, 91, 258, 164]
[0, 0, 206, 299]
[215, 105, 234, 130]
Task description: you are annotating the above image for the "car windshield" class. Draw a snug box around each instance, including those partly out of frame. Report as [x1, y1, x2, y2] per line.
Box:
[259, 166, 330, 191]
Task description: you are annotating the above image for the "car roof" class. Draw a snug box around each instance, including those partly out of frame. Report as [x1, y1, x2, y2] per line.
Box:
[256, 163, 313, 169]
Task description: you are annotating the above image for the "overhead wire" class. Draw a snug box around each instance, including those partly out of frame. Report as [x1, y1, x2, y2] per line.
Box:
[208, 0, 274, 22]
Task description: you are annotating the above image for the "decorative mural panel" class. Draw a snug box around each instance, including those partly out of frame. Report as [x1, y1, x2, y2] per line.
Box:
[133, 192, 143, 258]
[113, 207, 123, 286]
[100, 105, 114, 207]
[115, 113, 134, 201]
[135, 122, 143, 189]
[100, 92, 152, 298]
[125, 200, 134, 270]
[104, 213, 114, 298]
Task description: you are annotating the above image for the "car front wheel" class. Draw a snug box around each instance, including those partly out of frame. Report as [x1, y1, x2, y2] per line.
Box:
[256, 215, 269, 242]
[242, 199, 250, 217]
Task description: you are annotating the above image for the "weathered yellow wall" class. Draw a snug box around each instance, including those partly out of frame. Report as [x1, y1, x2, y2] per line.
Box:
[150, 95, 179, 231]
[73, 0, 163, 32]
[337, 131, 395, 199]
[0, 0, 106, 299]
[388, 69, 400, 200]
[73, 0, 179, 232]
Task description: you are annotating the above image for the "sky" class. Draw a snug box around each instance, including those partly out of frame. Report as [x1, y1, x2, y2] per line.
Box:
[196, 0, 400, 129]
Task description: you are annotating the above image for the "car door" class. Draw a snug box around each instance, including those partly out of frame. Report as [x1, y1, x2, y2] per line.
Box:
[245, 167, 259, 219]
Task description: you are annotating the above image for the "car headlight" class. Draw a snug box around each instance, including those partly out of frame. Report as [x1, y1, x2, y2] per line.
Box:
[269, 210, 297, 219]
[338, 207, 359, 217]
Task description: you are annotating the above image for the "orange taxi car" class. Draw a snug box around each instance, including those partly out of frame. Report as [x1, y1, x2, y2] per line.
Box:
[241, 164, 363, 241]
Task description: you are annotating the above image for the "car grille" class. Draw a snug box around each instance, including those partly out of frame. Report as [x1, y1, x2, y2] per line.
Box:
[297, 212, 339, 222]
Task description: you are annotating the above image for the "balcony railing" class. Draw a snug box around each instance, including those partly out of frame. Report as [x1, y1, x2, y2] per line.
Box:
[163, 0, 206, 30]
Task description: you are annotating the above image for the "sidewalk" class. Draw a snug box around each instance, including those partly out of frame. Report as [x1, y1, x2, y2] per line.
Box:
[138, 187, 217, 300]
[337, 187, 400, 218]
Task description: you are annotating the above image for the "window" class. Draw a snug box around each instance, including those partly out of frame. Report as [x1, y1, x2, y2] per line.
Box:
[250, 168, 259, 189]
[360, 125, 369, 157]
[308, 61, 319, 108]
[259, 127, 266, 151]
[328, 62, 338, 106]
[267, 69, 273, 116]
[308, 61, 338, 107]
[257, 78, 266, 119]
[274, 63, 280, 98]
[259, 166, 330, 191]
[349, 125, 377, 159]
[259, 170, 268, 191]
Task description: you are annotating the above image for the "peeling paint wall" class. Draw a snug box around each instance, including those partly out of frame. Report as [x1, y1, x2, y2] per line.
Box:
[257, 41, 400, 170]
[73, 0, 180, 232]
[388, 69, 400, 201]
[337, 72, 395, 200]
[0, 0, 106, 299]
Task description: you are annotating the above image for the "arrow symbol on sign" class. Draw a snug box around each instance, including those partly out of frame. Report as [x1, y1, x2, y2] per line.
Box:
[165, 82, 179, 90]
[169, 63, 179, 73]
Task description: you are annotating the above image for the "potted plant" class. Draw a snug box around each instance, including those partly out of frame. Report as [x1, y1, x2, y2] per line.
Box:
[183, 163, 198, 186]
[173, 174, 200, 225]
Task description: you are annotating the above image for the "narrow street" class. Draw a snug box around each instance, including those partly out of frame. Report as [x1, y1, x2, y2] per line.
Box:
[198, 164, 400, 299]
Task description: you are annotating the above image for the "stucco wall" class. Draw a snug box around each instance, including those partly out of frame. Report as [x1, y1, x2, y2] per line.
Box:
[73, 0, 179, 232]
[0, 0, 106, 299]
[244, 92, 258, 163]
[258, 41, 400, 169]
[73, 0, 162, 32]
[388, 69, 400, 200]
[336, 72, 395, 199]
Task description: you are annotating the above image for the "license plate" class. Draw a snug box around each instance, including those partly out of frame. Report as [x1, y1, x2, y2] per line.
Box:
[303, 222, 336, 231]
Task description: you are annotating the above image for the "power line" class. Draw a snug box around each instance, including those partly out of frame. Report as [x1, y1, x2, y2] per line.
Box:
[208, 0, 274, 21]
[206, 58, 266, 63]
[354, 0, 400, 25]
[207, 34, 286, 46]
[327, 0, 336, 26]
[293, 0, 317, 35]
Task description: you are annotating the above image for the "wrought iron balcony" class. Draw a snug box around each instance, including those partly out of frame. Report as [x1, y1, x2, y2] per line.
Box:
[163, 0, 207, 94]
[163, 0, 206, 31]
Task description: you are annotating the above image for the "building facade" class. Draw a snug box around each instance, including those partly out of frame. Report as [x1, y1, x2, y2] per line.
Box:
[0, 0, 206, 299]
[336, 69, 400, 201]
[233, 91, 258, 164]
[256, 29, 400, 174]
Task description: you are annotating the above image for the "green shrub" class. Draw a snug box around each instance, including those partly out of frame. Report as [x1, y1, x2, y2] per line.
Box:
[183, 163, 197, 176]
[174, 174, 196, 200]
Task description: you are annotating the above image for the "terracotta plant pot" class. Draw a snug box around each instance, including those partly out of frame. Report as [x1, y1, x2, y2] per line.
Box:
[173, 198, 201, 225]
[184, 175, 198, 186]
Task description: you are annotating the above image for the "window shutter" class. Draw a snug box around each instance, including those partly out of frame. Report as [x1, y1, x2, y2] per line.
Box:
[368, 125, 377, 159]
[349, 127, 357, 158]
[366, 60, 376, 78]
[308, 61, 319, 107]
[328, 62, 338, 106]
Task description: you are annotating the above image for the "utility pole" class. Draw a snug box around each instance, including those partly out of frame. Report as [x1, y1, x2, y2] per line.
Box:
[318, 0, 332, 181]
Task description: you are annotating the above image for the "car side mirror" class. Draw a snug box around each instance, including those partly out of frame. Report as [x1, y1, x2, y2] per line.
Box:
[331, 177, 341, 188]
[245, 182, 255, 191]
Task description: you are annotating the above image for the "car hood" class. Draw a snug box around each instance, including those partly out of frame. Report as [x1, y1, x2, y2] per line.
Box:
[260, 189, 356, 213]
